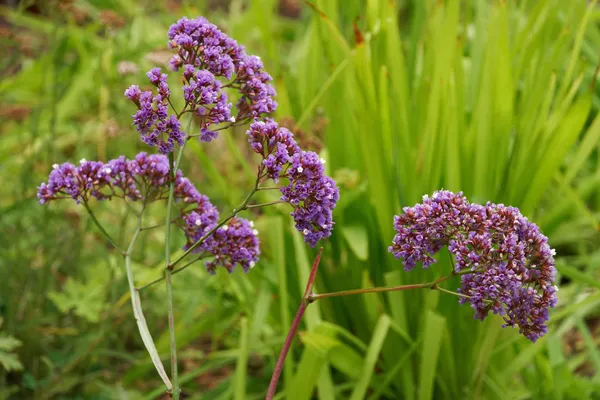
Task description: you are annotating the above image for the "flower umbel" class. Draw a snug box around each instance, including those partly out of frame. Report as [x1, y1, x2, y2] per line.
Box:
[280, 151, 339, 247]
[388, 190, 558, 342]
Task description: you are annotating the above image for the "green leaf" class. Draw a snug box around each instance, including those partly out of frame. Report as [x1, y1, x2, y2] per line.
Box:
[0, 335, 23, 372]
[350, 314, 391, 400]
[341, 225, 369, 261]
[418, 311, 445, 400]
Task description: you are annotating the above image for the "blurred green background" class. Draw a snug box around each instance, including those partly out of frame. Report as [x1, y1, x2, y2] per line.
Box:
[1, 0, 599, 399]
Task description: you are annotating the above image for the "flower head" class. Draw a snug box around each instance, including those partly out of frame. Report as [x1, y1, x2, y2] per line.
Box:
[388, 190, 558, 342]
[167, 16, 243, 79]
[203, 218, 260, 274]
[182, 68, 231, 142]
[37, 160, 110, 204]
[247, 118, 300, 181]
[127, 16, 278, 148]
[125, 70, 184, 154]
[280, 151, 339, 247]
[235, 55, 277, 119]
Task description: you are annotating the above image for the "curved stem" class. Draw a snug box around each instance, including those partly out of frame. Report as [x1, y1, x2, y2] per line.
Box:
[125, 204, 172, 391]
[83, 203, 124, 253]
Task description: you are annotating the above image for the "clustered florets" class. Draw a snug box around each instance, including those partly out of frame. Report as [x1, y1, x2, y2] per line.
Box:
[37, 152, 259, 274]
[125, 72, 185, 154]
[247, 119, 339, 247]
[125, 16, 277, 153]
[389, 190, 557, 342]
[41, 15, 339, 275]
[184, 217, 260, 274]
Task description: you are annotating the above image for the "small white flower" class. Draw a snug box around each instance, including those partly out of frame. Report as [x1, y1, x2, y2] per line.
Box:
[104, 168, 112, 174]
[321, 224, 328, 229]
[195, 219, 202, 226]
[229, 116, 236, 123]
[80, 158, 87, 163]
[320, 158, 326, 164]
[252, 229, 259, 236]
[297, 166, 304, 173]
[550, 248, 556, 256]
[249, 261, 256, 269]
[249, 221, 254, 227]
[303, 229, 310, 236]
[222, 225, 228, 231]
[553, 285, 559, 292]
[52, 163, 59, 169]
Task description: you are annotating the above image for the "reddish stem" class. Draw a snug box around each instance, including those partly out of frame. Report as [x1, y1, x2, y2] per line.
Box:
[265, 248, 323, 400]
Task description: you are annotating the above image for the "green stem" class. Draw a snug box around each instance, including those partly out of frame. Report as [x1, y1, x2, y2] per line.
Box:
[83, 203, 123, 253]
[125, 204, 172, 390]
[164, 147, 182, 399]
[308, 268, 475, 302]
[246, 200, 285, 209]
[137, 255, 209, 292]
[433, 286, 472, 300]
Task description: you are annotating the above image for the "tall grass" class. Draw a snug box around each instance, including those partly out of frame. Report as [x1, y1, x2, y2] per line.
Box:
[0, 0, 598, 398]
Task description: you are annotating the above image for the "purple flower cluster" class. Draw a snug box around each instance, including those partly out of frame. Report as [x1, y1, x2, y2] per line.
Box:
[38, 159, 109, 204]
[39, 152, 260, 274]
[246, 119, 339, 247]
[388, 190, 558, 342]
[247, 119, 300, 181]
[38, 153, 195, 204]
[235, 55, 277, 119]
[281, 151, 340, 247]
[125, 16, 277, 150]
[167, 17, 276, 120]
[181, 213, 259, 275]
[167, 16, 243, 79]
[182, 66, 232, 142]
[125, 70, 184, 154]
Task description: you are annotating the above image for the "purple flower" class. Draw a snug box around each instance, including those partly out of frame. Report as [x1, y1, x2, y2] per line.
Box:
[166, 17, 276, 121]
[182, 68, 232, 142]
[180, 198, 220, 248]
[181, 210, 260, 274]
[125, 69, 184, 154]
[247, 119, 300, 181]
[167, 16, 243, 80]
[37, 159, 110, 204]
[388, 190, 558, 342]
[104, 156, 139, 200]
[280, 151, 339, 247]
[127, 16, 279, 151]
[203, 218, 260, 274]
[129, 152, 171, 189]
[235, 55, 277, 120]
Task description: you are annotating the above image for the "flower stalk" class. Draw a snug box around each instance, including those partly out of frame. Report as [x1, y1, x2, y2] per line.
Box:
[126, 204, 172, 391]
[164, 148, 181, 398]
[266, 259, 475, 399]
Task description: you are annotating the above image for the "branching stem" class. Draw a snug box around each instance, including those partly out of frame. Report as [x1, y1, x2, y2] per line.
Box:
[83, 203, 124, 253]
[169, 167, 264, 269]
[266, 263, 477, 399]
